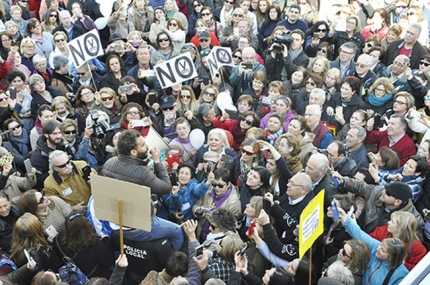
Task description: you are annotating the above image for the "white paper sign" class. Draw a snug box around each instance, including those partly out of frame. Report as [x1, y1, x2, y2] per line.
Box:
[154, 53, 197, 89]
[146, 126, 170, 152]
[68, 29, 103, 68]
[207, 47, 235, 79]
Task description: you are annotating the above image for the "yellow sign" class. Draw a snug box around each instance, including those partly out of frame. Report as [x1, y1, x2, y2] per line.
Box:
[299, 190, 325, 259]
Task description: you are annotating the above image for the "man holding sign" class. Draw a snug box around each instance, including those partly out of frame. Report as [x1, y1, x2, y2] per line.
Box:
[102, 130, 171, 196]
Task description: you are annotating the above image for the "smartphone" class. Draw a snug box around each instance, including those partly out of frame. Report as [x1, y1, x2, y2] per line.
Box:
[114, 44, 124, 51]
[373, 115, 381, 128]
[206, 161, 214, 173]
[221, 154, 234, 164]
[331, 200, 340, 222]
[243, 63, 253, 69]
[45, 225, 58, 236]
[9, 87, 16, 100]
[148, 93, 157, 106]
[203, 77, 210, 85]
[262, 97, 275, 106]
[119, 85, 132, 93]
[252, 141, 260, 153]
[239, 244, 248, 256]
[313, 32, 319, 40]
[225, 109, 239, 120]
[24, 249, 31, 261]
[195, 244, 204, 257]
[24, 158, 32, 173]
[234, 27, 239, 36]
[347, 205, 355, 218]
[169, 172, 178, 186]
[263, 197, 271, 213]
[160, 17, 166, 26]
[82, 165, 91, 181]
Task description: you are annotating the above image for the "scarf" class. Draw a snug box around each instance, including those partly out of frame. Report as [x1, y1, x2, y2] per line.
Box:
[9, 131, 30, 157]
[289, 46, 303, 61]
[231, 121, 246, 150]
[368, 93, 393, 107]
[265, 128, 282, 145]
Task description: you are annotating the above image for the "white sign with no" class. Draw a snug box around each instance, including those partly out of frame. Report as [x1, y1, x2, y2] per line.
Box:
[68, 29, 103, 68]
[154, 53, 197, 89]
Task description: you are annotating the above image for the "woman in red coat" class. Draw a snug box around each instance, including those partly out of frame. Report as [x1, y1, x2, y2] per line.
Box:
[370, 211, 427, 270]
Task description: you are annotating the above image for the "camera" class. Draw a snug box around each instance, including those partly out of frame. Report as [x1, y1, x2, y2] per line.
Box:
[90, 110, 121, 139]
[271, 32, 294, 54]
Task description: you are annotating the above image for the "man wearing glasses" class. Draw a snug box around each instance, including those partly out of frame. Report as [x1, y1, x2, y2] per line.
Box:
[381, 55, 411, 93]
[43, 150, 94, 210]
[330, 42, 357, 80]
[276, 4, 308, 34]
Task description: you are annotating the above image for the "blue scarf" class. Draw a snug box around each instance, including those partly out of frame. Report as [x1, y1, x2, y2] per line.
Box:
[368, 93, 393, 107]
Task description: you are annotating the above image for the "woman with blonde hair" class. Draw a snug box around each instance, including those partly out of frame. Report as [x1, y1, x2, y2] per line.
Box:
[11, 213, 62, 275]
[367, 78, 395, 120]
[328, 15, 364, 59]
[51, 96, 85, 134]
[177, 85, 199, 116]
[219, 8, 248, 46]
[20, 37, 37, 73]
[322, 68, 341, 102]
[92, 87, 123, 124]
[370, 211, 427, 270]
[308, 56, 330, 76]
[198, 84, 220, 106]
[196, 128, 237, 166]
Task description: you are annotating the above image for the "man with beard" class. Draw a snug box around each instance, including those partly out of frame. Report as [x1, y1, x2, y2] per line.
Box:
[43, 150, 95, 209]
[102, 130, 171, 196]
[30, 120, 75, 190]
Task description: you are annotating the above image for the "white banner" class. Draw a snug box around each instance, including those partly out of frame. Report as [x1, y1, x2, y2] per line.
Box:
[154, 53, 197, 89]
[67, 29, 103, 68]
[207, 47, 235, 79]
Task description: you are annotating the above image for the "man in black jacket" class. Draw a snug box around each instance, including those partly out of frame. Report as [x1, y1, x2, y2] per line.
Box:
[52, 10, 84, 41]
[330, 42, 357, 80]
[327, 140, 357, 177]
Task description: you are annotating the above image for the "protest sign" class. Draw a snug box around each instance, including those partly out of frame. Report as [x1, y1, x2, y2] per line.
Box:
[68, 29, 103, 68]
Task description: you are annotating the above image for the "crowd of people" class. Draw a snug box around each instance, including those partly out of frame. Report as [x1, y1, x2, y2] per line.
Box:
[0, 0, 430, 285]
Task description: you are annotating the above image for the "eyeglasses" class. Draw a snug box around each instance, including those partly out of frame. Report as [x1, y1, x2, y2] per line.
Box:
[0, 97, 8, 102]
[317, 48, 327, 53]
[20, 0, 29, 2]
[241, 148, 255, 156]
[340, 50, 353, 55]
[24, 45, 34, 49]
[306, 81, 316, 86]
[225, 0, 234, 4]
[394, 100, 406, 105]
[407, 12, 415, 16]
[396, 5, 407, 8]
[233, 54, 242, 60]
[194, 3, 202, 7]
[182, 44, 195, 51]
[55, 38, 65, 43]
[162, 106, 174, 111]
[158, 38, 169, 43]
[204, 91, 215, 97]
[420, 61, 430, 67]
[200, 39, 209, 42]
[50, 14, 57, 18]
[37, 191, 46, 205]
[342, 248, 352, 259]
[375, 88, 386, 93]
[2, 38, 11, 42]
[101, 96, 114, 101]
[55, 159, 71, 168]
[201, 12, 211, 16]
[240, 116, 253, 125]
[169, 22, 177, 27]
[356, 63, 369, 68]
[393, 61, 407, 67]
[77, 71, 87, 76]
[424, 95, 430, 100]
[299, 2, 307, 4]
[211, 182, 226, 188]
[181, 95, 191, 99]
[233, 14, 243, 17]
[316, 29, 326, 33]
[63, 130, 76, 135]
[81, 91, 93, 97]
[127, 111, 140, 115]
[346, 20, 356, 25]
[366, 43, 373, 48]
[289, 181, 305, 187]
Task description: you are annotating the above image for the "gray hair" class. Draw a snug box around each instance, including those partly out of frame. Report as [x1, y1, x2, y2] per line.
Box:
[306, 104, 321, 114]
[5, 21, 18, 29]
[205, 279, 226, 285]
[59, 10, 71, 19]
[409, 23, 422, 37]
[198, 103, 213, 117]
[350, 126, 366, 140]
[310, 88, 326, 102]
[340, 41, 357, 55]
[327, 261, 355, 285]
[310, 153, 330, 174]
[53, 55, 69, 71]
[32, 54, 47, 65]
[295, 172, 312, 193]
[48, 150, 68, 171]
[205, 128, 231, 149]
[28, 74, 45, 89]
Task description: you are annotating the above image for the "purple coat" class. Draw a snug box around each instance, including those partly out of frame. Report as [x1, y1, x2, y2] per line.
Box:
[260, 109, 296, 132]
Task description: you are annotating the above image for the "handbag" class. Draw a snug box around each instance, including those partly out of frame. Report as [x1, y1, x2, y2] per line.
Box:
[55, 238, 90, 285]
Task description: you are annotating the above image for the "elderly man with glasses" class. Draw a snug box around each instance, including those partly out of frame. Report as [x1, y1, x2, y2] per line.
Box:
[381, 55, 412, 93]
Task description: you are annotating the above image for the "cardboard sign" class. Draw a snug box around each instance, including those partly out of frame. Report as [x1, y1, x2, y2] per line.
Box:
[154, 53, 197, 88]
[68, 29, 103, 68]
[299, 190, 325, 259]
[91, 175, 151, 231]
[146, 126, 170, 152]
[207, 47, 235, 79]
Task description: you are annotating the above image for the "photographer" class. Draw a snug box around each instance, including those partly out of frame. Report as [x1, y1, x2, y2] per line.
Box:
[265, 29, 309, 82]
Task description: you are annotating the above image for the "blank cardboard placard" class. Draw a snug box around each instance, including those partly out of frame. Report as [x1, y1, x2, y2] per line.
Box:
[91, 175, 151, 231]
[146, 126, 170, 152]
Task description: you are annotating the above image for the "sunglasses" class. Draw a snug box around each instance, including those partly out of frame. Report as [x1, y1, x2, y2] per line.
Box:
[424, 95, 430, 100]
[182, 44, 195, 51]
[396, 5, 407, 8]
[420, 61, 430, 67]
[0, 97, 8, 102]
[211, 182, 226, 188]
[201, 12, 211, 16]
[241, 148, 255, 156]
[240, 116, 252, 125]
[204, 91, 215, 97]
[37, 191, 46, 205]
[181, 95, 191, 99]
[194, 3, 202, 7]
[158, 38, 169, 43]
[316, 29, 326, 33]
[342, 248, 352, 259]
[20, 0, 29, 2]
[10, 125, 21, 131]
[233, 14, 243, 17]
[200, 39, 209, 42]
[200, 50, 210, 56]
[317, 48, 327, 53]
[55, 38, 65, 43]
[233, 54, 242, 60]
[225, 0, 234, 4]
[163, 106, 174, 111]
[77, 72, 86, 76]
[50, 14, 57, 17]
[366, 43, 373, 48]
[169, 22, 177, 27]
[63, 130, 76, 135]
[101, 96, 114, 101]
[407, 12, 415, 16]
[306, 81, 316, 86]
[55, 159, 71, 168]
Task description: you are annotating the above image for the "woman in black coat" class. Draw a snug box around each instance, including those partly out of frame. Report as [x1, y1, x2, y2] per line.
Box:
[0, 191, 20, 253]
